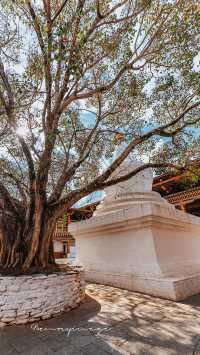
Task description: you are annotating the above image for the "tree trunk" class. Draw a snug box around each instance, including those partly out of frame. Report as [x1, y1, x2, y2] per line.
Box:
[38, 215, 57, 268]
[0, 204, 58, 274]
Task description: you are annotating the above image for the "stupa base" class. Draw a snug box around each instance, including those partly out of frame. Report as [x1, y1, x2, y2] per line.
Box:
[69, 161, 200, 302]
[70, 200, 200, 301]
[85, 270, 200, 301]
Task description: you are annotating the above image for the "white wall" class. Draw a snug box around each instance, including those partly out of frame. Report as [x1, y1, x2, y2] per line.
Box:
[53, 240, 63, 252]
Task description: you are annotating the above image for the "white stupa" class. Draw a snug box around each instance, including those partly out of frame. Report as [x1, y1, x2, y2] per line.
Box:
[94, 144, 169, 215]
[70, 144, 200, 301]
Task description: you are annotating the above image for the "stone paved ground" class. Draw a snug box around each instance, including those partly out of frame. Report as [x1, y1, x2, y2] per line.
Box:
[1, 283, 200, 355]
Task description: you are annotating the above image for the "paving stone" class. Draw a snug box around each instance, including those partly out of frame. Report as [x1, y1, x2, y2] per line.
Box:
[0, 342, 19, 355]
[56, 351, 84, 355]
[71, 334, 96, 348]
[54, 343, 80, 355]
[81, 342, 112, 355]
[1, 283, 200, 355]
[19, 343, 56, 355]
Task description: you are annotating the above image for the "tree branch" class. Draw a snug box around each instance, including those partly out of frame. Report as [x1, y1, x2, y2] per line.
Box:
[0, 57, 36, 214]
[52, 0, 70, 23]
[0, 182, 24, 219]
[51, 162, 188, 218]
[49, 98, 200, 212]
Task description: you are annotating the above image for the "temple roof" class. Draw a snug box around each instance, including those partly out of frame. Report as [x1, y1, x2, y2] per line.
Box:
[153, 160, 200, 197]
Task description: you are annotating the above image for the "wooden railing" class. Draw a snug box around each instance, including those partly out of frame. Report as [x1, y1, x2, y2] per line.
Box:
[166, 187, 200, 205]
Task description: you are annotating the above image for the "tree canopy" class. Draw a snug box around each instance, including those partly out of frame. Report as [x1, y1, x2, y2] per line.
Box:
[0, 0, 200, 271]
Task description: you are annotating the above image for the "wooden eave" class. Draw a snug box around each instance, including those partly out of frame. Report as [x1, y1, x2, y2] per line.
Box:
[165, 186, 200, 205]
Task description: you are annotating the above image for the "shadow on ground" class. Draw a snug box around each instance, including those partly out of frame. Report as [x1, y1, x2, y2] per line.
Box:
[180, 293, 200, 308]
[1, 284, 200, 354]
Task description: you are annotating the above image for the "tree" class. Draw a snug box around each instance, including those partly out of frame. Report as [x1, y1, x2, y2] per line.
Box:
[0, 0, 200, 272]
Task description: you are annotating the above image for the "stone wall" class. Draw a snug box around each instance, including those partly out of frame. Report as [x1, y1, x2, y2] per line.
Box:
[0, 271, 85, 327]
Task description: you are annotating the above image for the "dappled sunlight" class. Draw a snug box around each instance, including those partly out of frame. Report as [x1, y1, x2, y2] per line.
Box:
[84, 283, 200, 354]
[1, 283, 200, 354]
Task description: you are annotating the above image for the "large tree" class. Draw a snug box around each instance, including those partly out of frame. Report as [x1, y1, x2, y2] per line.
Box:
[0, 0, 200, 272]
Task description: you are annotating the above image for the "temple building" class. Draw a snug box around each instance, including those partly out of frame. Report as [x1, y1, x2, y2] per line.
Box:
[53, 165, 200, 259]
[153, 167, 200, 216]
[53, 204, 96, 259]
